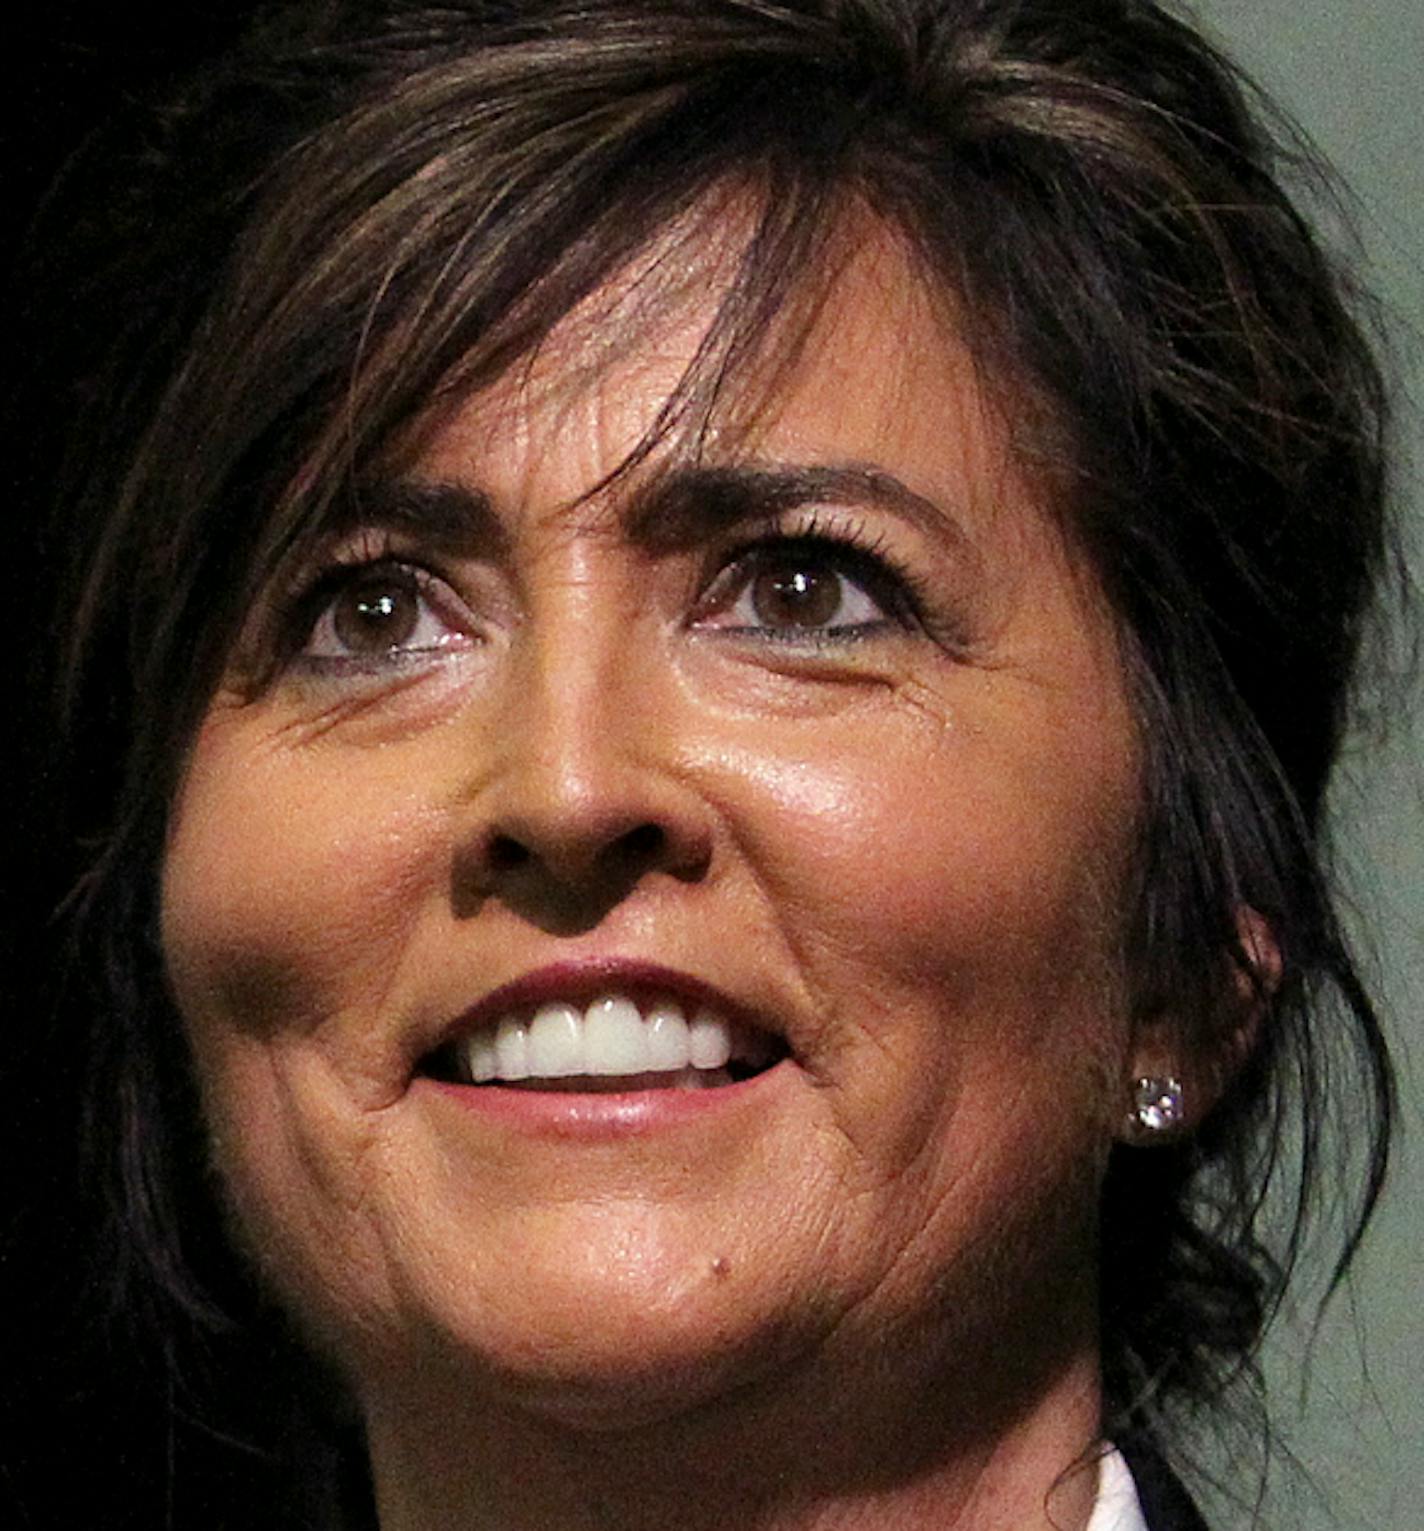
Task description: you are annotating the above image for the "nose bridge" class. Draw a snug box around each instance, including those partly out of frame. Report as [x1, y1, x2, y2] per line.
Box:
[515, 570, 636, 806]
[465, 542, 709, 898]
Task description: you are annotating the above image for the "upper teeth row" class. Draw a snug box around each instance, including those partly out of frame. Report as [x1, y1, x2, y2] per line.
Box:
[462, 995, 743, 1083]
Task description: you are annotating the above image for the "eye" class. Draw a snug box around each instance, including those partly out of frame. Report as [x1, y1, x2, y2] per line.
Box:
[299, 561, 472, 665]
[696, 537, 908, 641]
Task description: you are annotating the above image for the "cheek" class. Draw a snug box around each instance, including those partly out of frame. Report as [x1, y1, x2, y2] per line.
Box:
[162, 719, 443, 1047]
[157, 723, 450, 1330]
[715, 729, 1129, 1343]
[159, 719, 448, 1298]
[705, 683, 1138, 1183]
[722, 700, 1135, 1009]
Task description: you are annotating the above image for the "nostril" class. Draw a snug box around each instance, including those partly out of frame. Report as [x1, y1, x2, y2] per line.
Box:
[617, 823, 666, 863]
[473, 817, 703, 899]
[487, 835, 532, 873]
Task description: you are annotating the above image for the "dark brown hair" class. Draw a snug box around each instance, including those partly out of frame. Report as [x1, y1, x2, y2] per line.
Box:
[13, 0, 1397, 1521]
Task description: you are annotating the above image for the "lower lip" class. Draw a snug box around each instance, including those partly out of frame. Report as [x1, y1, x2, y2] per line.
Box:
[420, 1062, 790, 1139]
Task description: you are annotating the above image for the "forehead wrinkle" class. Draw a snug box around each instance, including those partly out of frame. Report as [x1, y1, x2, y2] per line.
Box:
[485, 191, 759, 443]
[449, 204, 860, 543]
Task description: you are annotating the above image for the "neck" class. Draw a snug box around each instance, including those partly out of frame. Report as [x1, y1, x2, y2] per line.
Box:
[362, 1336, 1104, 1531]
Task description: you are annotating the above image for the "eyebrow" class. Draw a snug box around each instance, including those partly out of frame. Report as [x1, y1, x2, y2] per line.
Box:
[333, 479, 511, 557]
[342, 461, 966, 555]
[623, 461, 971, 552]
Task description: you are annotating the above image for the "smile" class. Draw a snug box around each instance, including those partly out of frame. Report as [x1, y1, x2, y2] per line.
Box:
[448, 994, 781, 1091]
[418, 961, 793, 1097]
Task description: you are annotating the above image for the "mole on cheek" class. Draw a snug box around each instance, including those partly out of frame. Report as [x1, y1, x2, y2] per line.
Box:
[711, 1256, 732, 1279]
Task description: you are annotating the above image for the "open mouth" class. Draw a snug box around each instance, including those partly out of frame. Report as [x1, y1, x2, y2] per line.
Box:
[424, 993, 787, 1092]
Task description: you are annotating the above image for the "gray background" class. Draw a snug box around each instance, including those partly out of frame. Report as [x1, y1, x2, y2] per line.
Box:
[1190, 3, 1422, 1527]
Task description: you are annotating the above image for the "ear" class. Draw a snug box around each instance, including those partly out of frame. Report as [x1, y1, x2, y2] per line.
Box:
[1115, 907, 1278, 1146]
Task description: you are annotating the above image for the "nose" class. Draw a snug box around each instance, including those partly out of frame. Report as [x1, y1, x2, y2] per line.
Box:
[451, 645, 714, 929]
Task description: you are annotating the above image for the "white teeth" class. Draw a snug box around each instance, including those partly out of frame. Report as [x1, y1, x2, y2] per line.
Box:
[467, 1033, 498, 1083]
[458, 993, 754, 1084]
[526, 1002, 584, 1077]
[583, 996, 649, 1075]
[688, 1007, 732, 1069]
[494, 1015, 529, 1080]
[645, 1000, 691, 1070]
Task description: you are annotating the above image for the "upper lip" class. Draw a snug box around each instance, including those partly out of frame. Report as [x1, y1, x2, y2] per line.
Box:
[418, 957, 790, 1067]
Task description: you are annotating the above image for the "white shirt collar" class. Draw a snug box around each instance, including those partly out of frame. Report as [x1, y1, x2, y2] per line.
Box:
[1084, 1446, 1151, 1531]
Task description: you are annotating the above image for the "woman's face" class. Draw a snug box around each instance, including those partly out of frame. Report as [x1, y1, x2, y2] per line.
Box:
[162, 219, 1145, 1431]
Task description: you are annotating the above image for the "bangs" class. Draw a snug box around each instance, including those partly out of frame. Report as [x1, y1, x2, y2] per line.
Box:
[127, 76, 870, 720]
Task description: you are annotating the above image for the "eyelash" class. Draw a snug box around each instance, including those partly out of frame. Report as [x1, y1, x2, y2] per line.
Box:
[275, 532, 469, 675]
[699, 512, 932, 642]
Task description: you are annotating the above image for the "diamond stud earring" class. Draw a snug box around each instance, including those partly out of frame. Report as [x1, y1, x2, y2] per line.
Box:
[1126, 1076, 1185, 1138]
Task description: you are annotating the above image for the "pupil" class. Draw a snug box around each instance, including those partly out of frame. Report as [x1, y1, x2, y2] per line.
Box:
[332, 576, 419, 652]
[752, 565, 841, 628]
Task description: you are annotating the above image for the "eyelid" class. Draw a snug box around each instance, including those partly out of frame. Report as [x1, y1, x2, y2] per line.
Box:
[699, 509, 929, 622]
[285, 526, 416, 595]
[697, 505, 984, 661]
[272, 534, 478, 676]
[262, 528, 406, 643]
[308, 564, 457, 648]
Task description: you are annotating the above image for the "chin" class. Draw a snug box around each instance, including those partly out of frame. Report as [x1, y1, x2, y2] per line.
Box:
[354, 1243, 814, 1434]
[220, 1164, 808, 1435]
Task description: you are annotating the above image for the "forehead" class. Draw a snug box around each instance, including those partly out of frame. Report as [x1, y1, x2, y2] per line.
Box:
[396, 207, 1040, 556]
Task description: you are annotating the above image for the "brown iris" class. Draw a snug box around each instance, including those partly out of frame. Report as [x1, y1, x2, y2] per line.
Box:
[330, 570, 421, 653]
[749, 562, 843, 629]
